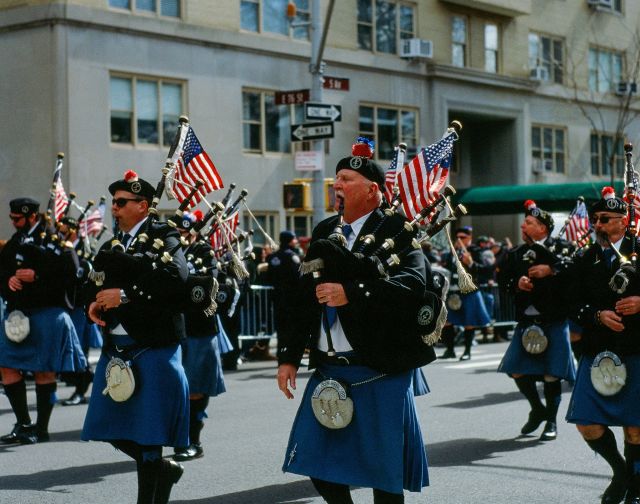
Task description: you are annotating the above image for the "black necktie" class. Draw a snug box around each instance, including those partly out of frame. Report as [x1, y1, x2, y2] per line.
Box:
[119, 232, 131, 248]
[603, 248, 614, 269]
[342, 224, 353, 241]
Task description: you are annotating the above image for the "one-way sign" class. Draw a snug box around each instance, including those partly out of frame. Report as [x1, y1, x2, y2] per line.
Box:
[291, 122, 335, 142]
[304, 102, 342, 122]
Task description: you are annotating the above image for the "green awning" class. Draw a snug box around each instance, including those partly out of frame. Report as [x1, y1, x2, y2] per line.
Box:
[453, 181, 625, 215]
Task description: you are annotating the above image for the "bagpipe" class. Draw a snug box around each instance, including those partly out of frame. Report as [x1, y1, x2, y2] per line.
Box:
[300, 121, 467, 354]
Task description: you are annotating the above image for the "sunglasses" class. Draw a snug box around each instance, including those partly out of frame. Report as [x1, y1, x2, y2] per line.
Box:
[9, 215, 25, 222]
[590, 215, 623, 224]
[112, 197, 143, 208]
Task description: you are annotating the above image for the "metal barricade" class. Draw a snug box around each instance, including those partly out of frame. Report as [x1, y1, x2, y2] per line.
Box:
[478, 283, 516, 329]
[238, 285, 276, 341]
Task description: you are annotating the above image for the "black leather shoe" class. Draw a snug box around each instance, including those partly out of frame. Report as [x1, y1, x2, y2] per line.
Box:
[173, 443, 204, 462]
[18, 427, 39, 445]
[602, 476, 627, 504]
[155, 459, 184, 504]
[540, 421, 557, 441]
[459, 351, 471, 361]
[439, 349, 456, 359]
[521, 408, 546, 435]
[62, 393, 87, 406]
[624, 496, 640, 504]
[1, 423, 33, 444]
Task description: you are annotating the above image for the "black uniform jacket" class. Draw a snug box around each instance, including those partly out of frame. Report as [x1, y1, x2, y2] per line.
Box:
[91, 220, 188, 348]
[441, 244, 494, 287]
[278, 207, 437, 374]
[0, 221, 79, 311]
[500, 236, 572, 322]
[569, 234, 640, 357]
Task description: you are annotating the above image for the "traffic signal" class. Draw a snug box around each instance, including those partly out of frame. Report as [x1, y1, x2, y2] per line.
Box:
[283, 181, 311, 211]
[325, 178, 336, 212]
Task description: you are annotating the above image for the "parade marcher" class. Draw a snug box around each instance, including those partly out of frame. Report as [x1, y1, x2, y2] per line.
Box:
[0, 198, 86, 444]
[497, 200, 576, 441]
[58, 215, 103, 406]
[277, 148, 440, 503]
[566, 187, 640, 504]
[172, 210, 226, 462]
[439, 226, 492, 360]
[251, 229, 301, 361]
[82, 170, 189, 504]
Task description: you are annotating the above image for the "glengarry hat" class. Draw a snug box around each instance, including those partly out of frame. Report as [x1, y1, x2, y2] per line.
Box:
[524, 199, 554, 231]
[335, 137, 385, 189]
[590, 186, 627, 215]
[108, 170, 155, 200]
[9, 197, 40, 215]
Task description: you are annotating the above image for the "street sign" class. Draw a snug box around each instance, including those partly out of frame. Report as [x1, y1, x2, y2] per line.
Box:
[304, 102, 342, 122]
[295, 150, 325, 171]
[323, 76, 350, 91]
[275, 89, 310, 105]
[290, 122, 335, 142]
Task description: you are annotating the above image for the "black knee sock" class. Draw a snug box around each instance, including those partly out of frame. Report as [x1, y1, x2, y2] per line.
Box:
[310, 478, 354, 504]
[625, 442, 640, 495]
[35, 382, 56, 435]
[586, 428, 626, 479]
[3, 380, 31, 425]
[514, 376, 544, 411]
[373, 488, 404, 504]
[76, 367, 93, 396]
[189, 396, 209, 445]
[463, 329, 474, 352]
[543, 380, 562, 422]
[442, 325, 455, 352]
[111, 439, 142, 462]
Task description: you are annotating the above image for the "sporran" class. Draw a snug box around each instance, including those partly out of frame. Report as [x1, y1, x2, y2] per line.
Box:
[4, 310, 30, 343]
[446, 292, 462, 311]
[590, 350, 627, 396]
[102, 357, 136, 402]
[311, 379, 354, 430]
[521, 324, 548, 354]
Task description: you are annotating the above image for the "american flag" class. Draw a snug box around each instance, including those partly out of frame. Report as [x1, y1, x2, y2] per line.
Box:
[79, 199, 106, 238]
[53, 176, 68, 221]
[565, 200, 590, 245]
[210, 210, 239, 253]
[397, 132, 455, 221]
[172, 126, 224, 206]
[384, 148, 399, 204]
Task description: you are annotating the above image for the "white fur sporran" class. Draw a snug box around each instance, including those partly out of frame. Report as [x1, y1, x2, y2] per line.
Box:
[311, 379, 354, 429]
[521, 325, 548, 354]
[4, 310, 30, 343]
[590, 351, 627, 396]
[102, 357, 136, 402]
[446, 292, 462, 311]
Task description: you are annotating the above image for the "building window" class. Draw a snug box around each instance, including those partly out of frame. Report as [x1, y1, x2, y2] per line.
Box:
[359, 104, 418, 161]
[357, 0, 416, 55]
[110, 75, 183, 146]
[531, 125, 565, 174]
[528, 33, 564, 84]
[242, 211, 278, 246]
[589, 48, 623, 93]
[286, 213, 313, 238]
[451, 15, 467, 68]
[484, 23, 499, 73]
[108, 0, 180, 17]
[591, 133, 624, 177]
[242, 89, 307, 154]
[241, 0, 310, 40]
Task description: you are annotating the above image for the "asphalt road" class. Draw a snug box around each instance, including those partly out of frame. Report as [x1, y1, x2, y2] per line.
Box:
[0, 341, 617, 503]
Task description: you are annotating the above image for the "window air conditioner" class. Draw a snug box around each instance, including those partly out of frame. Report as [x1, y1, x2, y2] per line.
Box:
[530, 66, 550, 81]
[587, 0, 613, 9]
[616, 81, 638, 96]
[400, 38, 433, 60]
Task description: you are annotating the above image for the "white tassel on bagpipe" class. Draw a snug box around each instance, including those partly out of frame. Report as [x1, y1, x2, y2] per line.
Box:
[242, 200, 278, 251]
[444, 223, 477, 294]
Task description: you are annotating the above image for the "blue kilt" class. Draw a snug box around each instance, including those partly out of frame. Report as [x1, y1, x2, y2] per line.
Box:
[216, 315, 234, 354]
[498, 320, 576, 383]
[447, 290, 491, 327]
[82, 336, 189, 447]
[283, 362, 429, 494]
[181, 335, 226, 397]
[566, 354, 640, 426]
[412, 368, 430, 397]
[0, 307, 86, 372]
[70, 307, 103, 351]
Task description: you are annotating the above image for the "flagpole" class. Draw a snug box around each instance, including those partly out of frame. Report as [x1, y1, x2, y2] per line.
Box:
[47, 152, 65, 220]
